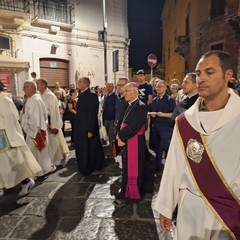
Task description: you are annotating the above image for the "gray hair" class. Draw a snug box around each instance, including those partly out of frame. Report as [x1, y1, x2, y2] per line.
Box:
[80, 77, 91, 86]
[118, 77, 129, 83]
[24, 80, 37, 91]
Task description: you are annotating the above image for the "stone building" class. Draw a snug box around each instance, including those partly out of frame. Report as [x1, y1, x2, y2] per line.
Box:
[0, 0, 129, 96]
[161, 0, 240, 82]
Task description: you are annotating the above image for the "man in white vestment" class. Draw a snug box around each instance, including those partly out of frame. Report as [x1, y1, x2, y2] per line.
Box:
[154, 50, 240, 239]
[36, 78, 69, 166]
[0, 81, 42, 196]
[21, 80, 55, 175]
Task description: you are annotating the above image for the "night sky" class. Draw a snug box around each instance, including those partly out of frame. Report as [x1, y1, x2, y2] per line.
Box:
[128, 0, 164, 73]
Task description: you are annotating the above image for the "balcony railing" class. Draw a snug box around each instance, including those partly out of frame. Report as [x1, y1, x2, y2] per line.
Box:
[0, 0, 30, 13]
[33, 0, 75, 25]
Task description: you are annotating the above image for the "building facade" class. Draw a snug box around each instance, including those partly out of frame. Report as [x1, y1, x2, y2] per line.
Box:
[161, 0, 240, 82]
[0, 0, 129, 96]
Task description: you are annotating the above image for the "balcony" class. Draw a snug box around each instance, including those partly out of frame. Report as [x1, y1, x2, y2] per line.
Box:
[0, 0, 30, 29]
[174, 36, 190, 58]
[32, 0, 75, 32]
[225, 0, 240, 34]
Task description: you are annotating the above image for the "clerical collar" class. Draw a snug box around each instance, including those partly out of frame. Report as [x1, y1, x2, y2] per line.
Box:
[80, 87, 89, 93]
[128, 97, 138, 105]
[157, 94, 165, 99]
[187, 92, 198, 98]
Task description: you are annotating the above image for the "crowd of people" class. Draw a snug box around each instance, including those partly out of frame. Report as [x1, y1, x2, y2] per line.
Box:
[0, 50, 240, 239]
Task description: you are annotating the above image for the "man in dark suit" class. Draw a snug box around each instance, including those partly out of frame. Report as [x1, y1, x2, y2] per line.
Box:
[74, 77, 105, 176]
[171, 72, 199, 124]
[115, 82, 151, 206]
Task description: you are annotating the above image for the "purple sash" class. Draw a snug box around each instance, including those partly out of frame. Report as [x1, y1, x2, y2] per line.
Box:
[122, 123, 145, 199]
[176, 114, 240, 239]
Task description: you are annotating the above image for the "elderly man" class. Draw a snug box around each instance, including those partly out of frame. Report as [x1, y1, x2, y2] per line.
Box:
[21, 80, 54, 176]
[0, 81, 42, 196]
[102, 82, 117, 154]
[115, 82, 151, 206]
[36, 78, 69, 166]
[115, 77, 129, 127]
[154, 50, 240, 239]
[148, 80, 176, 172]
[74, 77, 105, 176]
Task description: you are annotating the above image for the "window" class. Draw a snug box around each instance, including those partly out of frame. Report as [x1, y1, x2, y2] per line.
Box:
[0, 36, 10, 50]
[211, 43, 224, 50]
[210, 0, 226, 19]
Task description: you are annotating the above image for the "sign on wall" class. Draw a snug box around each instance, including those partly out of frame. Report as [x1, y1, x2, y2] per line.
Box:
[0, 72, 11, 92]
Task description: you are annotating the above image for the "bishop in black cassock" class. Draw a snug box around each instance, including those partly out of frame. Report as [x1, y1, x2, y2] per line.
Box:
[115, 82, 152, 205]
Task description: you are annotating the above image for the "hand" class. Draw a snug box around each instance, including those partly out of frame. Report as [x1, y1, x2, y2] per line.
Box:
[160, 214, 173, 232]
[87, 132, 93, 138]
[49, 128, 59, 134]
[148, 112, 157, 118]
[157, 112, 164, 117]
[117, 138, 125, 147]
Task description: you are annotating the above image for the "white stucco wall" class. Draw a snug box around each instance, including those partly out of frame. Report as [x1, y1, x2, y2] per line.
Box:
[6, 0, 128, 95]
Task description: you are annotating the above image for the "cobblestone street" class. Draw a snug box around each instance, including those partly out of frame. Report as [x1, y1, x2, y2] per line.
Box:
[0, 128, 173, 240]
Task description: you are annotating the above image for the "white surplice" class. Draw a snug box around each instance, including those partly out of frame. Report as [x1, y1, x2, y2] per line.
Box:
[21, 93, 53, 174]
[0, 92, 42, 188]
[40, 88, 69, 164]
[154, 89, 240, 240]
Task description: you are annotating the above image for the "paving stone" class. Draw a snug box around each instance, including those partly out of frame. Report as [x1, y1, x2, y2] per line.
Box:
[44, 168, 77, 183]
[0, 132, 170, 240]
[112, 202, 134, 218]
[10, 216, 53, 239]
[136, 199, 156, 219]
[51, 182, 92, 198]
[114, 219, 159, 240]
[0, 216, 22, 238]
[50, 217, 102, 240]
[82, 173, 113, 184]
[24, 197, 51, 217]
[27, 182, 61, 197]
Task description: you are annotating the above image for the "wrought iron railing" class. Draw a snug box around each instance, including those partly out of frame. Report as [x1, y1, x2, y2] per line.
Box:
[33, 0, 75, 25]
[0, 0, 30, 13]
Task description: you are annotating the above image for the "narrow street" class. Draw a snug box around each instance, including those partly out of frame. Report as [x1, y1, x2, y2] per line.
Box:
[0, 126, 173, 240]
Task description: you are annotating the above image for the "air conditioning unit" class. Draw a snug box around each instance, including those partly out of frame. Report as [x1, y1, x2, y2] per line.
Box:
[49, 26, 60, 34]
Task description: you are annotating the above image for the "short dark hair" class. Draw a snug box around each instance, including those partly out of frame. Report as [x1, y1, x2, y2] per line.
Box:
[31, 72, 36, 78]
[37, 78, 48, 87]
[69, 88, 76, 95]
[201, 50, 233, 73]
[136, 69, 145, 75]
